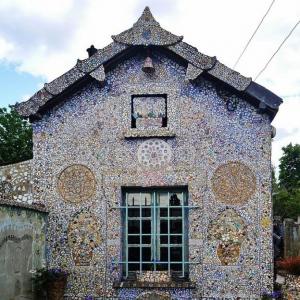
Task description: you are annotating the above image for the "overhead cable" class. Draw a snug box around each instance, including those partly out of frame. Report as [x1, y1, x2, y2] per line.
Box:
[255, 20, 300, 80]
[233, 0, 276, 69]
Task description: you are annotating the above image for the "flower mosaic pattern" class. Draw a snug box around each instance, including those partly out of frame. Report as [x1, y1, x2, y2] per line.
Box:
[208, 209, 247, 265]
[137, 139, 172, 168]
[67, 211, 101, 266]
[57, 164, 96, 203]
[211, 161, 256, 205]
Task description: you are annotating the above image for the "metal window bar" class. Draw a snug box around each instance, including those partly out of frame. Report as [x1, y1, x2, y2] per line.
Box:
[153, 191, 156, 271]
[139, 192, 142, 274]
[125, 193, 128, 278]
[168, 192, 170, 275]
[182, 191, 185, 277]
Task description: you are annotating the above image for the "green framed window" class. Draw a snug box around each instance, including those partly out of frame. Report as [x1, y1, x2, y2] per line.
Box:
[122, 187, 188, 278]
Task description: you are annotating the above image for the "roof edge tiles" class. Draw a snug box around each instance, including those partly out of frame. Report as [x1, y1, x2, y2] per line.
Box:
[14, 7, 282, 120]
[112, 6, 183, 46]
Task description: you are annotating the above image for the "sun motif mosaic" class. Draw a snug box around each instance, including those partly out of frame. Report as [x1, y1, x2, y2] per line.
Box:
[211, 161, 256, 205]
[208, 209, 247, 265]
[67, 210, 102, 266]
[137, 139, 172, 168]
[57, 164, 96, 203]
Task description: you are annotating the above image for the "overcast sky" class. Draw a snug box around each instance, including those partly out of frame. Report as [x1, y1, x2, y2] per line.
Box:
[0, 0, 299, 171]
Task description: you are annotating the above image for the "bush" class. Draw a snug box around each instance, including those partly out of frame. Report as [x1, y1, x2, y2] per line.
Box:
[277, 257, 300, 275]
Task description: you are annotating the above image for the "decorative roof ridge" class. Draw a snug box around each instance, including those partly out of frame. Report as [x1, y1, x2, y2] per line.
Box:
[14, 8, 282, 120]
[112, 7, 183, 46]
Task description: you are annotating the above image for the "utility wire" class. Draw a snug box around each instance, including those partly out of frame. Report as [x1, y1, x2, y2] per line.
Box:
[255, 20, 300, 80]
[281, 94, 300, 98]
[233, 0, 276, 70]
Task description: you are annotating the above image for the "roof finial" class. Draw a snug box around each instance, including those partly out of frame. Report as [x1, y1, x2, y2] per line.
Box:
[137, 6, 157, 24]
[111, 6, 183, 46]
[87, 45, 97, 57]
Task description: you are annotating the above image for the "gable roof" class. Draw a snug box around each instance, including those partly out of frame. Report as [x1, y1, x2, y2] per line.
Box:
[15, 7, 282, 121]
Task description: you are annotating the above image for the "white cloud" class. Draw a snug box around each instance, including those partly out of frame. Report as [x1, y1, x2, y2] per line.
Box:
[272, 97, 300, 170]
[0, 0, 299, 166]
[0, 36, 14, 57]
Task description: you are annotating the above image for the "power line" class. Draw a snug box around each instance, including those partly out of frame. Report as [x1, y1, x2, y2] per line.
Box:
[255, 20, 300, 80]
[233, 0, 276, 69]
[281, 94, 300, 99]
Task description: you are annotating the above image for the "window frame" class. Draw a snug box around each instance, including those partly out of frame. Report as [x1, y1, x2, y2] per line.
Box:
[121, 187, 189, 278]
[131, 94, 168, 129]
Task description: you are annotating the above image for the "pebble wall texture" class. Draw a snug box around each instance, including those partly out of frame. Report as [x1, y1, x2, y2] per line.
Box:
[28, 47, 274, 299]
[0, 161, 33, 204]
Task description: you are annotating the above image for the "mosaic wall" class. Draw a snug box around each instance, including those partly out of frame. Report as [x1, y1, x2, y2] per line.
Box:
[0, 205, 47, 299]
[0, 160, 33, 204]
[30, 49, 273, 299]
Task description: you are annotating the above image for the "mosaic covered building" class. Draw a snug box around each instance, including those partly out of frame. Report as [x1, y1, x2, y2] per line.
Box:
[4, 7, 283, 299]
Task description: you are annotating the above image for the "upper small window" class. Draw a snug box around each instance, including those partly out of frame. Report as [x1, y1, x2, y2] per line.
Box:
[131, 94, 167, 129]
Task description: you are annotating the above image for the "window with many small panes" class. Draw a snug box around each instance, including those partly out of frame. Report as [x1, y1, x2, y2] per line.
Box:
[122, 188, 188, 278]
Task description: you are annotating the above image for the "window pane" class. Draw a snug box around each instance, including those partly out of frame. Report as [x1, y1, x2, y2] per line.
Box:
[160, 220, 168, 234]
[142, 220, 151, 234]
[142, 235, 151, 244]
[128, 220, 140, 234]
[170, 235, 182, 244]
[142, 208, 151, 217]
[160, 235, 168, 244]
[142, 247, 151, 261]
[127, 193, 140, 206]
[170, 247, 182, 261]
[170, 207, 182, 217]
[157, 263, 168, 271]
[160, 207, 168, 217]
[127, 193, 151, 206]
[128, 208, 140, 217]
[128, 247, 140, 261]
[171, 263, 182, 271]
[128, 235, 140, 244]
[128, 263, 139, 271]
[142, 263, 153, 270]
[170, 194, 181, 206]
[170, 220, 182, 233]
[160, 247, 168, 262]
[158, 192, 169, 206]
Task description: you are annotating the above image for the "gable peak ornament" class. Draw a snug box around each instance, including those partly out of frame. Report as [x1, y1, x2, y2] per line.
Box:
[112, 6, 183, 46]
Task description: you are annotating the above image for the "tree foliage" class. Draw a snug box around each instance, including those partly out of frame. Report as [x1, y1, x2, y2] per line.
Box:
[273, 143, 300, 219]
[0, 107, 33, 165]
[279, 143, 300, 191]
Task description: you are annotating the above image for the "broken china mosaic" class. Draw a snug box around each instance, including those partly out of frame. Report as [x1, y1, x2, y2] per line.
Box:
[28, 49, 273, 299]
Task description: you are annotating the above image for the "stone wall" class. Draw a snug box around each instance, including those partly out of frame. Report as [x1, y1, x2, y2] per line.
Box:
[284, 218, 300, 258]
[31, 50, 273, 299]
[0, 204, 47, 300]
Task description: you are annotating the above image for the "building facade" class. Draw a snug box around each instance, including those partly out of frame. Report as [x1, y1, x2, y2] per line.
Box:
[8, 7, 283, 299]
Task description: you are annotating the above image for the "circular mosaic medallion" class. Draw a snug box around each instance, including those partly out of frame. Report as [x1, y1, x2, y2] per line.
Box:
[58, 164, 96, 203]
[137, 139, 172, 168]
[211, 161, 256, 205]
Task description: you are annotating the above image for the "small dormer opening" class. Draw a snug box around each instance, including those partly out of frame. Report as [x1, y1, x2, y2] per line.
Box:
[131, 94, 167, 129]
